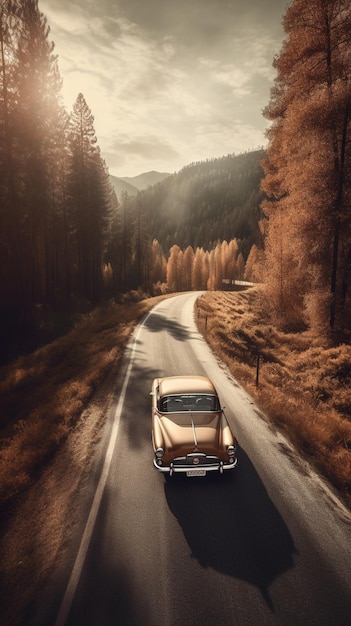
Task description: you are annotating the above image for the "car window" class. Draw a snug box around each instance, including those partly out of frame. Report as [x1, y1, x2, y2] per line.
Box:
[160, 394, 220, 412]
[194, 396, 218, 411]
[160, 397, 184, 412]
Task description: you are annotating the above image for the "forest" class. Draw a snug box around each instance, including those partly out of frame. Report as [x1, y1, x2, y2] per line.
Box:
[106, 150, 264, 298]
[1, 0, 350, 364]
[135, 150, 264, 258]
[0, 1, 263, 362]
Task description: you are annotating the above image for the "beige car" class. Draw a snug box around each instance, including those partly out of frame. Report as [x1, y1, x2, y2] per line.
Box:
[151, 375, 237, 477]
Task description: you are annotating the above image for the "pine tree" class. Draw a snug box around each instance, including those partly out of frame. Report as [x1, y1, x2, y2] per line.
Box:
[0, 0, 67, 351]
[15, 1, 64, 304]
[0, 1, 23, 341]
[67, 93, 111, 304]
[105, 190, 123, 295]
[133, 197, 151, 291]
[149, 239, 167, 291]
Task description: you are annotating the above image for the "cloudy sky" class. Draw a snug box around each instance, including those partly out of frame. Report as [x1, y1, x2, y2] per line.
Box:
[39, 0, 288, 177]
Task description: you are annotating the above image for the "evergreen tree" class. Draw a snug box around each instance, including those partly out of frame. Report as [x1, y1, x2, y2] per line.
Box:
[0, 0, 66, 351]
[133, 197, 151, 291]
[105, 191, 123, 295]
[120, 191, 136, 293]
[135, 151, 264, 260]
[0, 1, 23, 342]
[149, 239, 167, 291]
[15, 0, 64, 303]
[67, 93, 111, 304]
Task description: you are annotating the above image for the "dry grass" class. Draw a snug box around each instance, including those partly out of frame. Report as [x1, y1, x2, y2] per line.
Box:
[1, 288, 350, 510]
[0, 296, 168, 509]
[196, 287, 351, 504]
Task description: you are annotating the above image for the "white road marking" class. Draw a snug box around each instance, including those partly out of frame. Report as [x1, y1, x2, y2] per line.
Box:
[55, 310, 154, 626]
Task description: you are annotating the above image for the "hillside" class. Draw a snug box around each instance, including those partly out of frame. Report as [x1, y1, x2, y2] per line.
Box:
[110, 171, 171, 200]
[110, 175, 139, 198]
[121, 170, 170, 190]
[137, 150, 265, 258]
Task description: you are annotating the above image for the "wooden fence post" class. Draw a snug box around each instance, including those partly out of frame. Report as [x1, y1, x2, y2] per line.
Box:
[256, 354, 261, 388]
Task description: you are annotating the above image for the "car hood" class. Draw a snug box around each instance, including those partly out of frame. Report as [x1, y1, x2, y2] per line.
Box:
[158, 412, 221, 454]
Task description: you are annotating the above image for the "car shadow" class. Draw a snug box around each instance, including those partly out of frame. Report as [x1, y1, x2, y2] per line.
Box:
[164, 445, 297, 609]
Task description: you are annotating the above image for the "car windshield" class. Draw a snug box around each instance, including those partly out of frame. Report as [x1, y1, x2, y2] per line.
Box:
[160, 394, 220, 412]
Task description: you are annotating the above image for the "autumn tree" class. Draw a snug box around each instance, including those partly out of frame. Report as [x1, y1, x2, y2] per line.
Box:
[236, 253, 246, 281]
[192, 247, 209, 290]
[226, 239, 239, 281]
[244, 244, 263, 282]
[206, 244, 220, 290]
[262, 0, 351, 332]
[182, 245, 195, 291]
[167, 245, 183, 292]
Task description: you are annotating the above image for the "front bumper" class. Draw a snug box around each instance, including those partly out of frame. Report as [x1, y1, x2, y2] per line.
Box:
[153, 452, 238, 475]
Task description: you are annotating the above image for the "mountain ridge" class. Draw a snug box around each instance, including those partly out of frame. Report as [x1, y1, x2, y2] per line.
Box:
[110, 170, 171, 199]
[121, 170, 170, 190]
[135, 149, 265, 258]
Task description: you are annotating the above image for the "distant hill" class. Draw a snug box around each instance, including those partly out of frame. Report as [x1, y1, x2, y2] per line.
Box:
[136, 150, 265, 259]
[121, 171, 170, 190]
[110, 175, 139, 198]
[110, 171, 171, 200]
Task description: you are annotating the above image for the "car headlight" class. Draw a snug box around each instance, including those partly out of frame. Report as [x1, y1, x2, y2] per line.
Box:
[227, 445, 236, 457]
[155, 447, 164, 459]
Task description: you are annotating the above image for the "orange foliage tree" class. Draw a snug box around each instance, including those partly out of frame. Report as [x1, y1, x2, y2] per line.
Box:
[165, 239, 248, 293]
[262, 0, 351, 332]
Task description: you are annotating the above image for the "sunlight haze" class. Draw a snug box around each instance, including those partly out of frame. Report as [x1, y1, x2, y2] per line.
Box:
[39, 0, 288, 176]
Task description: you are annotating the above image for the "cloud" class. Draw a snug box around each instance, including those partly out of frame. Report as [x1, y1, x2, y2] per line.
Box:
[105, 135, 180, 172]
[40, 0, 287, 175]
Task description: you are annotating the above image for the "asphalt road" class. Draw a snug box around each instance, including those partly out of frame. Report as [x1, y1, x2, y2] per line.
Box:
[55, 293, 351, 626]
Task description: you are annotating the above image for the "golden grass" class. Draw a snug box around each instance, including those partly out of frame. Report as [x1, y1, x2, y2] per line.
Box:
[196, 287, 351, 504]
[0, 296, 168, 508]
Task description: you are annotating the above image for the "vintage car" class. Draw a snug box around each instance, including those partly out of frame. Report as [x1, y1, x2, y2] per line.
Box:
[151, 375, 237, 477]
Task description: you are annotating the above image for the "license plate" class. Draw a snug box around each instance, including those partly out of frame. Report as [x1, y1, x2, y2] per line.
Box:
[186, 470, 206, 477]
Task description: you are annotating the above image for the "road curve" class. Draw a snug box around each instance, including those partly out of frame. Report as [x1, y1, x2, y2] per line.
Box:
[56, 293, 351, 626]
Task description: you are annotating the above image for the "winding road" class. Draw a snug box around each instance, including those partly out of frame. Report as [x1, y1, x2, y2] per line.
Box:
[54, 293, 351, 625]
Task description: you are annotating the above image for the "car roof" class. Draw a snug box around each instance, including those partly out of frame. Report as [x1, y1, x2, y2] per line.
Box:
[158, 375, 217, 397]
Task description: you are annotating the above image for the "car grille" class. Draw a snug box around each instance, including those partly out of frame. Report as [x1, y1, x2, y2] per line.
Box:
[172, 453, 220, 466]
